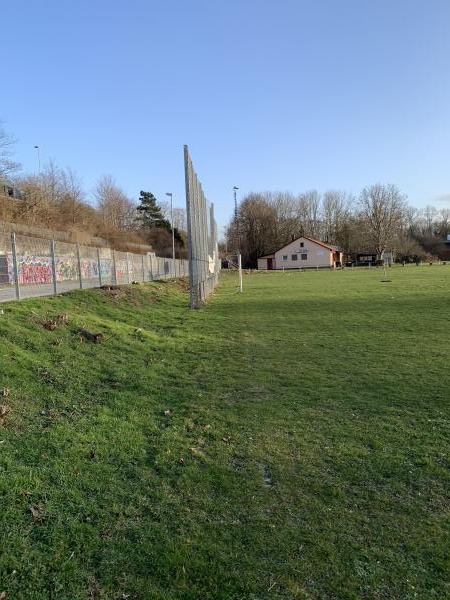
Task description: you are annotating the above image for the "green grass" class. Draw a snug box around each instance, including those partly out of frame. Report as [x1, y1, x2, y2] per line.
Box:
[1, 267, 450, 599]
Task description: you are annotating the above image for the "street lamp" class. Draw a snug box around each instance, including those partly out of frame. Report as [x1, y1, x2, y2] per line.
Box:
[165, 192, 175, 277]
[34, 145, 41, 173]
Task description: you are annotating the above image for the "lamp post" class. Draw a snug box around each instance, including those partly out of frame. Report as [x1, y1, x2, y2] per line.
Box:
[34, 145, 41, 173]
[165, 192, 175, 277]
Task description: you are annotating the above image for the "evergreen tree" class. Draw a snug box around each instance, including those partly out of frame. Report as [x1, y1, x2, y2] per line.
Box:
[136, 191, 167, 228]
[136, 190, 184, 250]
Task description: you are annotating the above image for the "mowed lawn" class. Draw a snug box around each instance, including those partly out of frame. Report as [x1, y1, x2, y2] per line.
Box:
[1, 267, 449, 599]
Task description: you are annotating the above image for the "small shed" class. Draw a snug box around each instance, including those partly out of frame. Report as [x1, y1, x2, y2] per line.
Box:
[257, 253, 275, 270]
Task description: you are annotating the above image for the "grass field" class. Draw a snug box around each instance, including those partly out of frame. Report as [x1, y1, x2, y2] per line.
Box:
[1, 267, 449, 599]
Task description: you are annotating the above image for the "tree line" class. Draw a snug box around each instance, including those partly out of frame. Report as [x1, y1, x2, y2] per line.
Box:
[226, 187, 450, 268]
[0, 120, 187, 256]
[3, 119, 448, 265]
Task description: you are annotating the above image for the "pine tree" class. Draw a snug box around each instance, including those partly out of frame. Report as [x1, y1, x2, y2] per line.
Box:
[136, 191, 167, 228]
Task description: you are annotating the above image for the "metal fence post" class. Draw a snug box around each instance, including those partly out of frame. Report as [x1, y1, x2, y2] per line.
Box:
[238, 253, 243, 293]
[10, 232, 20, 300]
[97, 248, 102, 287]
[149, 254, 153, 281]
[126, 252, 131, 284]
[112, 250, 118, 285]
[50, 240, 58, 296]
[76, 243, 83, 289]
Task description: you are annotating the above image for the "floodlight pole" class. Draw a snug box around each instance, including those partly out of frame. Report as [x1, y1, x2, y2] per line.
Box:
[34, 145, 41, 173]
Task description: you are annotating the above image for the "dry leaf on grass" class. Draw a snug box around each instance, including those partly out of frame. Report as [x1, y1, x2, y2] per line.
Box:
[43, 314, 68, 331]
[189, 447, 205, 459]
[2, 389, 9, 398]
[0, 405, 10, 426]
[30, 505, 44, 520]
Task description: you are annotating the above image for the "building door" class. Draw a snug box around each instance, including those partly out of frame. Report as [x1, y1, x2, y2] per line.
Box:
[267, 258, 273, 270]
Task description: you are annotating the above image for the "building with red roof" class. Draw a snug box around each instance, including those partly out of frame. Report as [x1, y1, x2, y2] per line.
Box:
[257, 236, 343, 270]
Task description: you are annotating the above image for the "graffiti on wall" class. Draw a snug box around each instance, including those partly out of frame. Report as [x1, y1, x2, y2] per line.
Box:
[55, 257, 112, 281]
[9, 255, 53, 285]
[2, 250, 131, 288]
[2, 254, 113, 285]
[56, 256, 78, 281]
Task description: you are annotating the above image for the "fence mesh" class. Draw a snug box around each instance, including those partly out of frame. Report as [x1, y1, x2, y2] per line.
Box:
[14, 235, 55, 299]
[0, 231, 14, 302]
[79, 244, 101, 289]
[184, 145, 220, 308]
[54, 241, 81, 293]
[0, 233, 189, 304]
[99, 247, 114, 286]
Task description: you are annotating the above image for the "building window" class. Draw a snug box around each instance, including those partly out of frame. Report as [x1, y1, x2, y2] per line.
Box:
[291, 254, 298, 261]
[282, 255, 288, 261]
[300, 242, 304, 247]
[301, 254, 307, 260]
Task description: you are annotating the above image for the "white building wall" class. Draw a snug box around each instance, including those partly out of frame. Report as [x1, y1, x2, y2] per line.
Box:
[274, 238, 332, 269]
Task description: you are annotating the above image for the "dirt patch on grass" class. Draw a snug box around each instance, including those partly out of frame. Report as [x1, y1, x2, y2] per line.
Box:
[98, 285, 154, 306]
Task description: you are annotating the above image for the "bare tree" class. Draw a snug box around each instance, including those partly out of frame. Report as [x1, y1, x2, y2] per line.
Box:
[437, 208, 450, 238]
[57, 168, 98, 229]
[420, 205, 439, 236]
[230, 193, 278, 267]
[158, 202, 188, 232]
[94, 175, 136, 230]
[271, 191, 299, 245]
[13, 163, 97, 231]
[322, 190, 353, 244]
[358, 184, 407, 255]
[402, 205, 420, 235]
[172, 207, 187, 232]
[296, 190, 321, 238]
[40, 160, 64, 208]
[0, 120, 21, 179]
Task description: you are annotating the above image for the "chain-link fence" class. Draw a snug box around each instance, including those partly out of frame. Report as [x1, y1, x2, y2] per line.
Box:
[0, 232, 189, 303]
[184, 145, 220, 308]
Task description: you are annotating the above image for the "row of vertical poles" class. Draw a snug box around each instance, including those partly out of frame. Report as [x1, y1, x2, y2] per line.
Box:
[184, 145, 221, 308]
[184, 146, 197, 308]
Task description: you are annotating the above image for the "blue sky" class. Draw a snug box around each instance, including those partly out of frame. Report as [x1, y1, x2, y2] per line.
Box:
[3, 0, 450, 231]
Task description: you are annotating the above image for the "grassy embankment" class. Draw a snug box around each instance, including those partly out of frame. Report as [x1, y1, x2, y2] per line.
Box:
[1, 267, 449, 599]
